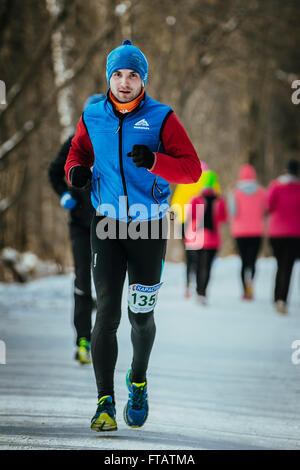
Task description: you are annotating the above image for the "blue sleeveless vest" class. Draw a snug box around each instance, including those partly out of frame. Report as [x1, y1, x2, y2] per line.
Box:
[83, 93, 171, 222]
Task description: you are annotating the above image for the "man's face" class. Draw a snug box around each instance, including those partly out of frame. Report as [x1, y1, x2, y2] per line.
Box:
[110, 69, 143, 102]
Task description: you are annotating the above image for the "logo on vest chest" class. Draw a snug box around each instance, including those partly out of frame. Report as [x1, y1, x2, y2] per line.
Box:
[134, 118, 150, 130]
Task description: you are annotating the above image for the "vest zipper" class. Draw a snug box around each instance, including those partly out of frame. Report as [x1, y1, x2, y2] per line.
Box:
[155, 181, 162, 194]
[118, 118, 132, 222]
[152, 178, 161, 211]
[96, 177, 101, 214]
[97, 177, 101, 203]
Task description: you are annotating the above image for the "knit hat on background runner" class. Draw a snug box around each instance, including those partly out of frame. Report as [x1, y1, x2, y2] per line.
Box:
[106, 40, 148, 85]
[200, 170, 219, 191]
[238, 164, 257, 181]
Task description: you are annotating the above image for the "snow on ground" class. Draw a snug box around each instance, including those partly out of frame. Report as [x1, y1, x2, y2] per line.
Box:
[0, 256, 299, 450]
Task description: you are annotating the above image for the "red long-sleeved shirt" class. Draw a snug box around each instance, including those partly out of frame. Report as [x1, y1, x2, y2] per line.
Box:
[65, 111, 201, 184]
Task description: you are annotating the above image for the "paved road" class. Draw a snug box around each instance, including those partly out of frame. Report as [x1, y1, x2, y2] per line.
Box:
[0, 258, 300, 450]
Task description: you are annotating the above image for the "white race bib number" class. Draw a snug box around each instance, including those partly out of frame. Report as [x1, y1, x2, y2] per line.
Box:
[128, 282, 163, 313]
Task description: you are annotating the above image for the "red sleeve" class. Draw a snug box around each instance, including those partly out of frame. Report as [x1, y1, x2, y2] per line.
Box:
[149, 112, 202, 184]
[64, 116, 95, 184]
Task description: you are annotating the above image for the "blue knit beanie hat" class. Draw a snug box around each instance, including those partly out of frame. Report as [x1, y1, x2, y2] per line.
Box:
[84, 93, 106, 109]
[106, 39, 148, 85]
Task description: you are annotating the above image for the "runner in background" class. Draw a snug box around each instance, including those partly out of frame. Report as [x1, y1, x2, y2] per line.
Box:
[184, 170, 227, 304]
[267, 159, 300, 314]
[228, 164, 266, 300]
[48, 94, 105, 364]
[171, 162, 221, 298]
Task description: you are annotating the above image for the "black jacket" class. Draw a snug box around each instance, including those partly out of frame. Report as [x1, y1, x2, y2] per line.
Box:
[48, 135, 94, 229]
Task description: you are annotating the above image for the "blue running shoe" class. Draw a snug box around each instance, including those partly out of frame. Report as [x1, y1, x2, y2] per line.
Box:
[91, 395, 117, 432]
[123, 369, 148, 428]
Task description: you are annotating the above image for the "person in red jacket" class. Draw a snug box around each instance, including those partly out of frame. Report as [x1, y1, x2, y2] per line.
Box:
[228, 164, 266, 300]
[184, 170, 227, 304]
[267, 159, 300, 314]
[65, 40, 201, 431]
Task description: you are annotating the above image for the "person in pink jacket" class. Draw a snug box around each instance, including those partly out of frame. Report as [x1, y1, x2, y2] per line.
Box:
[229, 164, 266, 300]
[184, 170, 227, 304]
[267, 159, 300, 314]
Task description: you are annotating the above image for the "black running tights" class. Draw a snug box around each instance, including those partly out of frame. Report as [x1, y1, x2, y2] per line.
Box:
[235, 237, 262, 290]
[90, 214, 167, 402]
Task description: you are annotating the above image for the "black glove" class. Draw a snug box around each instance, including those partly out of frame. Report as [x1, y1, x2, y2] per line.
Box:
[127, 145, 155, 169]
[69, 166, 92, 189]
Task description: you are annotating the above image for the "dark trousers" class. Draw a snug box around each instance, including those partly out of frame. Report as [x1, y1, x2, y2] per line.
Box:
[181, 222, 197, 287]
[70, 224, 93, 345]
[196, 249, 217, 296]
[269, 237, 300, 302]
[186, 250, 198, 287]
[90, 214, 167, 402]
[235, 237, 262, 290]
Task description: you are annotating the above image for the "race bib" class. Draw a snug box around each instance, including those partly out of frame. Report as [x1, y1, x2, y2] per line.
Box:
[128, 282, 163, 313]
